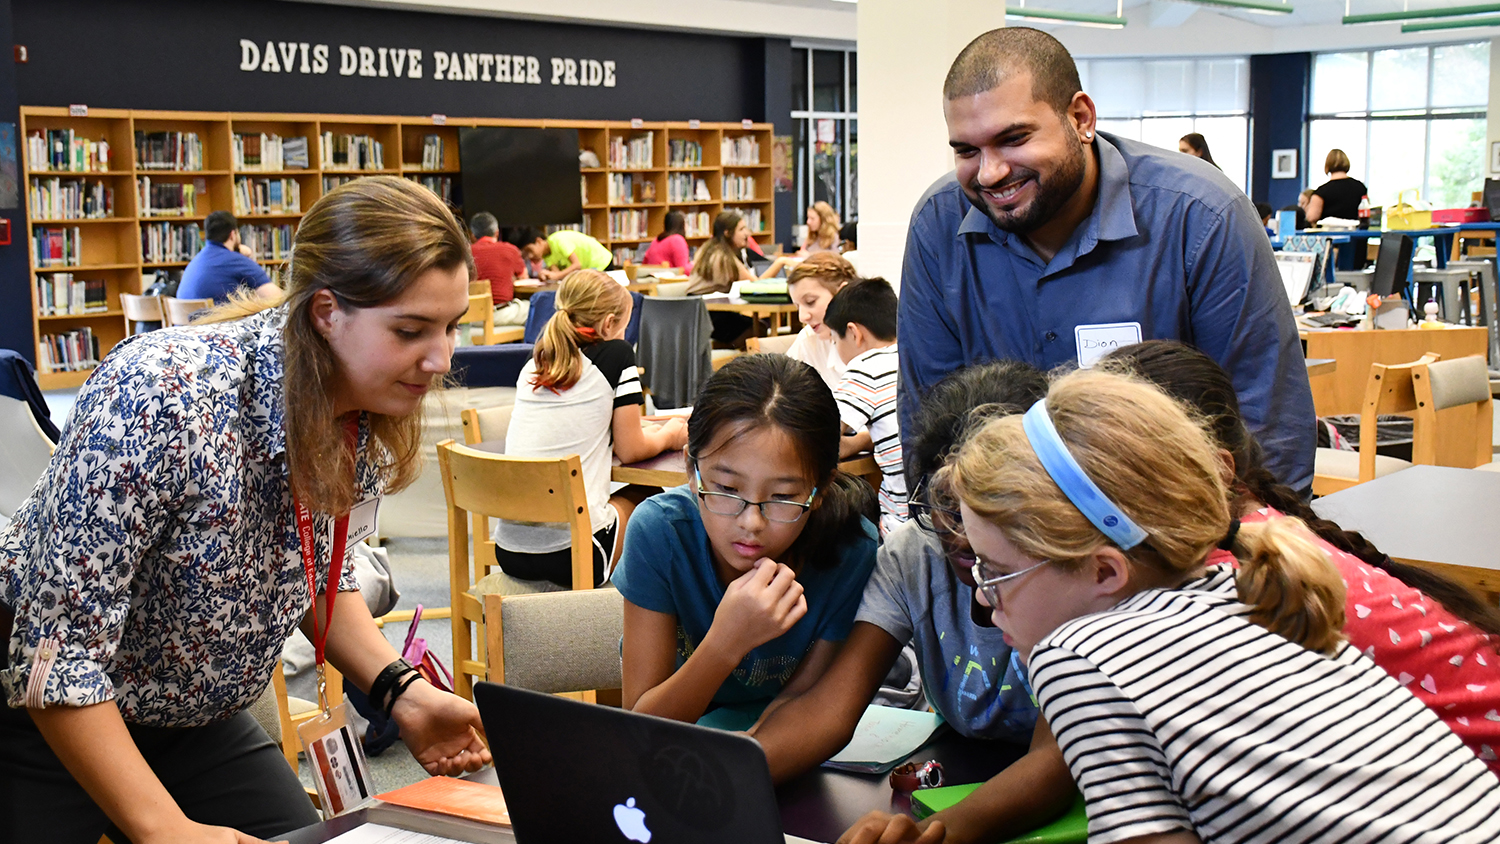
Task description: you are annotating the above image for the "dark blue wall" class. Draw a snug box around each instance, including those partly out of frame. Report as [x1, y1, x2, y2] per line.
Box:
[1249, 52, 1311, 211]
[0, 0, 28, 363]
[759, 38, 795, 250]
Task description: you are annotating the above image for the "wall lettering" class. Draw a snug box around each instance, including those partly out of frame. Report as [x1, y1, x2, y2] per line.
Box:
[241, 39, 602, 88]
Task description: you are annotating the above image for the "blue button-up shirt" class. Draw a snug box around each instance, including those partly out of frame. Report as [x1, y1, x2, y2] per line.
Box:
[179, 240, 273, 305]
[898, 133, 1315, 492]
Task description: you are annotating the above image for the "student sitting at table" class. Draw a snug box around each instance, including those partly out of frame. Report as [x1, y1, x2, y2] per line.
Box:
[783, 252, 858, 389]
[495, 270, 687, 589]
[613, 354, 878, 726]
[827, 278, 906, 535]
[800, 201, 841, 255]
[641, 210, 692, 271]
[517, 226, 615, 281]
[469, 211, 529, 326]
[688, 211, 796, 346]
[944, 369, 1500, 844]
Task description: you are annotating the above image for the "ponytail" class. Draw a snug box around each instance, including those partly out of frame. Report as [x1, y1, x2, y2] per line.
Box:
[1229, 517, 1347, 655]
[529, 269, 629, 392]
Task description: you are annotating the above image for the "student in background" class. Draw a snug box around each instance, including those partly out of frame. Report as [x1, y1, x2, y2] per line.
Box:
[945, 369, 1500, 844]
[496, 270, 686, 589]
[801, 201, 841, 254]
[518, 226, 614, 281]
[178, 210, 279, 305]
[784, 252, 859, 389]
[688, 211, 796, 346]
[1177, 132, 1218, 168]
[613, 355, 878, 726]
[826, 278, 906, 535]
[837, 221, 861, 273]
[641, 210, 691, 271]
[1306, 148, 1369, 224]
[1255, 201, 1274, 235]
[469, 212, 528, 326]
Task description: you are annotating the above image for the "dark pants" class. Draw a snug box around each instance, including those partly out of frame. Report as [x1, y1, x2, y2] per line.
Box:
[0, 701, 319, 844]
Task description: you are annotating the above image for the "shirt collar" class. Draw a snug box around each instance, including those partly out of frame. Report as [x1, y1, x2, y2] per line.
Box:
[477, 236, 497, 243]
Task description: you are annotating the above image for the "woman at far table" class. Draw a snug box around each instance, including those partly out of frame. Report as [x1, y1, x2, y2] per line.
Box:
[1306, 148, 1369, 225]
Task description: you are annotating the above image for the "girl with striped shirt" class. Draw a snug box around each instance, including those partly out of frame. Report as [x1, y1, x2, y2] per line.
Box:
[944, 369, 1500, 844]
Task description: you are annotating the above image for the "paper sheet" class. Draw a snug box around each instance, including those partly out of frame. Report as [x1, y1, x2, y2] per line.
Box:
[326, 823, 467, 844]
[827, 705, 944, 766]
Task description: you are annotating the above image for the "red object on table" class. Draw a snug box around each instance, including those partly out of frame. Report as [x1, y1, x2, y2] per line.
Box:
[1431, 208, 1492, 224]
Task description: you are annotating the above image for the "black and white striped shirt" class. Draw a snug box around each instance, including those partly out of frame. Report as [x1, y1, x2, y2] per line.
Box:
[1031, 565, 1500, 844]
[833, 344, 905, 534]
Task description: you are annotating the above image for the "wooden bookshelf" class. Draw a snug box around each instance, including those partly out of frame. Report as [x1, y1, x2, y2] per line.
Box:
[21, 108, 774, 388]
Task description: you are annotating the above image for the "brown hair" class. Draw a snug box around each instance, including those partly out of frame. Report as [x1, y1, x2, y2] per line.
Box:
[808, 201, 840, 250]
[1325, 148, 1351, 174]
[786, 251, 857, 295]
[689, 211, 747, 291]
[530, 269, 631, 392]
[200, 176, 473, 515]
[946, 369, 1347, 655]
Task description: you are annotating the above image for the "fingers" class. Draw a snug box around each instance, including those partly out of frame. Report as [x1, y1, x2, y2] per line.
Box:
[773, 577, 806, 622]
[916, 821, 947, 844]
[784, 593, 809, 629]
[837, 812, 896, 844]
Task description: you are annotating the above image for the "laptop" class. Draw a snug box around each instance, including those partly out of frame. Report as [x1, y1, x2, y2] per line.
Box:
[1275, 251, 1318, 308]
[1371, 234, 1414, 298]
[476, 682, 810, 844]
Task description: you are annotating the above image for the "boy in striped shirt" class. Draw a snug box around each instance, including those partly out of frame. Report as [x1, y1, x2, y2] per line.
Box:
[826, 278, 906, 535]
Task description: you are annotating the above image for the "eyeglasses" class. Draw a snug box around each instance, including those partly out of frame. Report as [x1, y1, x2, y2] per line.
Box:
[970, 558, 1052, 609]
[692, 464, 817, 524]
[907, 475, 965, 540]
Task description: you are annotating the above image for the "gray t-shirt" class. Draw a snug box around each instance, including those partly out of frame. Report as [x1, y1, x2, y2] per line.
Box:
[854, 521, 1038, 741]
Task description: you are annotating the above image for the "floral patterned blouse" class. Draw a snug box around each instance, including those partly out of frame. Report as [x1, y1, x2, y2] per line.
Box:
[0, 306, 374, 727]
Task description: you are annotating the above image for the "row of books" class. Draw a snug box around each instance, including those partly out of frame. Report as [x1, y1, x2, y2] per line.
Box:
[609, 134, 654, 170]
[321, 133, 385, 170]
[135, 131, 205, 171]
[609, 209, 651, 241]
[27, 130, 112, 173]
[668, 140, 703, 168]
[137, 176, 198, 217]
[29, 177, 114, 220]
[722, 174, 759, 202]
[667, 174, 711, 204]
[32, 226, 83, 267]
[682, 210, 713, 238]
[407, 174, 453, 204]
[547, 220, 591, 237]
[740, 208, 766, 233]
[38, 327, 100, 374]
[611, 246, 636, 266]
[232, 133, 309, 171]
[233, 177, 302, 215]
[609, 174, 648, 205]
[35, 272, 108, 316]
[322, 175, 357, 192]
[418, 134, 446, 170]
[722, 135, 761, 166]
[142, 222, 203, 263]
[238, 223, 294, 260]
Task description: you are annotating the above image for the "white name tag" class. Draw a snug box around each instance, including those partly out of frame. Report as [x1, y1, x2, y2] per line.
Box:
[1074, 322, 1142, 369]
[345, 496, 381, 548]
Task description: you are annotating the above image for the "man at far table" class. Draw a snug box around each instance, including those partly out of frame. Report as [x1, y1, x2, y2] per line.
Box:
[177, 211, 280, 305]
[470, 211, 529, 326]
[899, 27, 1314, 493]
[517, 226, 616, 281]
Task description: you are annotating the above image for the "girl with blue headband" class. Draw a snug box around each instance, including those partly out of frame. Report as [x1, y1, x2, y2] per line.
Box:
[943, 368, 1500, 844]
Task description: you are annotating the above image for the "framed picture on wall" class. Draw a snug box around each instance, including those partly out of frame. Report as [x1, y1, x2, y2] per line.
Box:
[1272, 149, 1298, 180]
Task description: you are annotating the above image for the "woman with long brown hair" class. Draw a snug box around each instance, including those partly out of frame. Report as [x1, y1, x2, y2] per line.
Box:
[0, 176, 490, 844]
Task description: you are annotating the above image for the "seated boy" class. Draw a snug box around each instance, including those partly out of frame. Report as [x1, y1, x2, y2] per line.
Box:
[826, 278, 905, 534]
[518, 226, 614, 281]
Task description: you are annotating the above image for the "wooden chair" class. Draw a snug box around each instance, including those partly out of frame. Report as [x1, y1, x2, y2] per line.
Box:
[120, 293, 164, 334]
[469, 280, 492, 296]
[161, 296, 214, 327]
[485, 588, 623, 704]
[1312, 354, 1435, 496]
[436, 439, 594, 700]
[746, 334, 796, 355]
[1412, 354, 1494, 469]
[460, 405, 514, 447]
[459, 292, 496, 346]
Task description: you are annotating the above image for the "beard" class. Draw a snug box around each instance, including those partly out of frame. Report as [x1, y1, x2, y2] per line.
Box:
[964, 136, 1088, 234]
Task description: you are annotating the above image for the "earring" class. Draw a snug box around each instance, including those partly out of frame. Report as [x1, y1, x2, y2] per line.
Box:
[1084, 131, 1093, 140]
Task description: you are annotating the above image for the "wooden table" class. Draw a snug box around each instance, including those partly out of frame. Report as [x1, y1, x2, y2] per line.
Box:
[703, 295, 801, 336]
[1311, 465, 1500, 598]
[613, 448, 880, 488]
[512, 279, 660, 298]
[283, 731, 1025, 844]
[1305, 358, 1336, 378]
[1299, 326, 1488, 415]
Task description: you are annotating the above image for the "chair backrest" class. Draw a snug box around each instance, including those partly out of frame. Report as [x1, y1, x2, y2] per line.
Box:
[0, 395, 54, 520]
[636, 295, 712, 410]
[459, 293, 495, 345]
[746, 333, 797, 355]
[484, 589, 624, 694]
[450, 344, 535, 389]
[652, 280, 692, 298]
[460, 404, 515, 446]
[1355, 353, 1437, 481]
[1412, 354, 1493, 468]
[121, 292, 165, 324]
[523, 290, 557, 344]
[469, 281, 492, 296]
[162, 296, 214, 327]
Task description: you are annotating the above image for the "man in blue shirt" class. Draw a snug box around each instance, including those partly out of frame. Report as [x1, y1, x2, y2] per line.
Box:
[899, 28, 1315, 492]
[177, 211, 279, 304]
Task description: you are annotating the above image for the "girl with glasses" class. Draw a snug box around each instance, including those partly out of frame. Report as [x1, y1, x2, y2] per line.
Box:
[613, 354, 878, 726]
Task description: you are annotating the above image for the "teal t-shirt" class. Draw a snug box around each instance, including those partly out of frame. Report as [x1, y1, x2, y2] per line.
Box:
[545, 230, 612, 270]
[613, 485, 878, 708]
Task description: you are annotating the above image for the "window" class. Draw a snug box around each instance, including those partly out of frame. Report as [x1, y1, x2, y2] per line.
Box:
[791, 46, 857, 227]
[1081, 56, 1251, 192]
[1309, 42, 1488, 210]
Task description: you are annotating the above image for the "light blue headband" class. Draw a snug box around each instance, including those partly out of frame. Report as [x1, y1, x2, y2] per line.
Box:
[1021, 399, 1148, 550]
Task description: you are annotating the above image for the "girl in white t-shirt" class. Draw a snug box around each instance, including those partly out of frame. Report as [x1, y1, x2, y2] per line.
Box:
[944, 369, 1500, 844]
[784, 252, 858, 389]
[496, 270, 687, 588]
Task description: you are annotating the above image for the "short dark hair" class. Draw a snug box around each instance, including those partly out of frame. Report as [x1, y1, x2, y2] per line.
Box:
[658, 210, 685, 241]
[838, 221, 857, 248]
[205, 210, 238, 243]
[907, 360, 1048, 482]
[470, 212, 499, 239]
[1254, 202, 1274, 222]
[513, 226, 546, 247]
[944, 27, 1081, 115]
[824, 277, 897, 341]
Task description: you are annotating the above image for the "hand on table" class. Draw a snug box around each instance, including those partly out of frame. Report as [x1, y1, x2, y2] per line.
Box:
[711, 558, 806, 659]
[141, 820, 282, 844]
[391, 679, 492, 776]
[654, 416, 688, 449]
[837, 811, 945, 844]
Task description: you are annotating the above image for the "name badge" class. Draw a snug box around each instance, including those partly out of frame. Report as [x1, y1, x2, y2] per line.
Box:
[1074, 322, 1142, 369]
[345, 496, 381, 548]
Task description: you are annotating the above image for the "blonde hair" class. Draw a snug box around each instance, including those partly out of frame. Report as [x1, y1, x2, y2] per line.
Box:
[530, 269, 631, 391]
[199, 176, 473, 515]
[946, 369, 1346, 655]
[808, 201, 840, 250]
[786, 251, 857, 295]
[1325, 148, 1351, 175]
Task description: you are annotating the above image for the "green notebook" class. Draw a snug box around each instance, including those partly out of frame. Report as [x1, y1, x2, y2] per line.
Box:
[911, 785, 1087, 844]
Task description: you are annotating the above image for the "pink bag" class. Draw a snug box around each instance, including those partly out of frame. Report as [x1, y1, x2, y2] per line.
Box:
[401, 604, 454, 694]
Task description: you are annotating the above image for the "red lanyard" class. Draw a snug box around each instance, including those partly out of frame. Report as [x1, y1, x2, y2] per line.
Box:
[296, 415, 361, 671]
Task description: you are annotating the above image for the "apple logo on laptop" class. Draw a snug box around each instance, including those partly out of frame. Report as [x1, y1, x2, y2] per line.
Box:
[613, 797, 652, 842]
